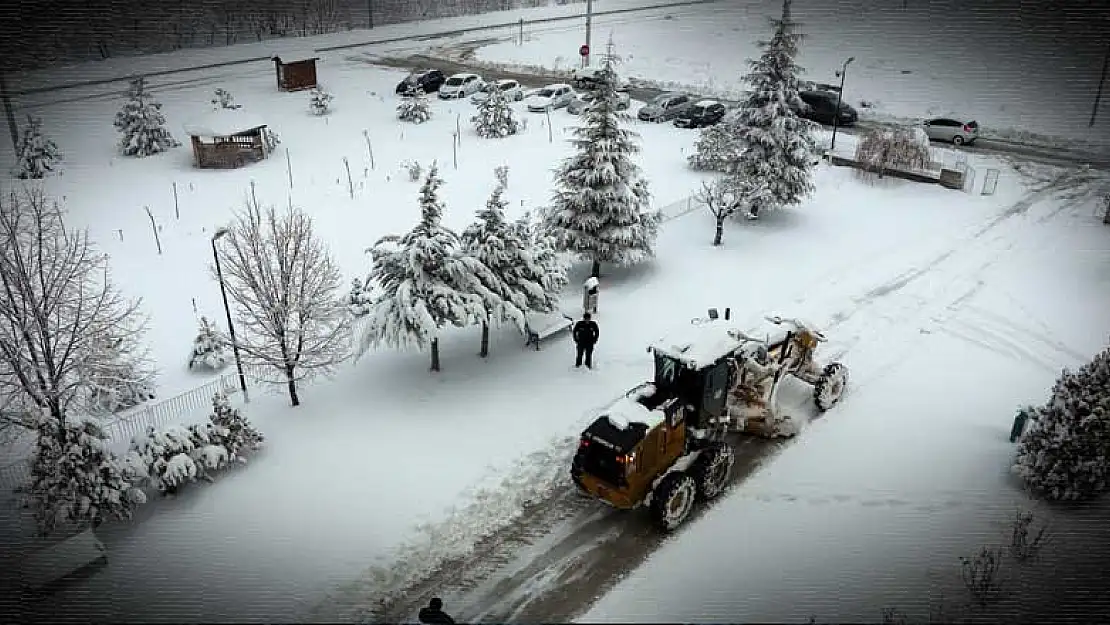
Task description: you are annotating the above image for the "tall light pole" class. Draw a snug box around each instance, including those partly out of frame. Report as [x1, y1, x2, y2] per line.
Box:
[211, 228, 248, 402]
[367, 0, 373, 29]
[584, 0, 594, 67]
[1091, 40, 1109, 127]
[830, 56, 855, 152]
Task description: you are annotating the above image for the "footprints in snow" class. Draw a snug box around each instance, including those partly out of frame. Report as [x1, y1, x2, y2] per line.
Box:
[741, 490, 970, 512]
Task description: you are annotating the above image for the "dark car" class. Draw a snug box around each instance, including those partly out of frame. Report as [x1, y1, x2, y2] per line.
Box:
[396, 69, 446, 95]
[674, 99, 727, 128]
[793, 90, 858, 126]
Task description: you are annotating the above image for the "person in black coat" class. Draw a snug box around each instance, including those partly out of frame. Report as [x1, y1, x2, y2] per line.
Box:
[418, 597, 455, 624]
[572, 312, 600, 369]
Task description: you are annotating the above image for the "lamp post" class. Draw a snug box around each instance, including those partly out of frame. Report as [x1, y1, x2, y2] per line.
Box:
[211, 228, 248, 401]
[1091, 40, 1109, 127]
[584, 0, 593, 68]
[829, 56, 855, 152]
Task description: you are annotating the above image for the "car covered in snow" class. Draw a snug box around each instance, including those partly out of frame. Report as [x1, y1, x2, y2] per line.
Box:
[571, 65, 631, 90]
[525, 84, 575, 112]
[673, 99, 727, 128]
[637, 92, 694, 122]
[566, 89, 631, 115]
[438, 73, 485, 99]
[470, 78, 525, 104]
[395, 68, 446, 95]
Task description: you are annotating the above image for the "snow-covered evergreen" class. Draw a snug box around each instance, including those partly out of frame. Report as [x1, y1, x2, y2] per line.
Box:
[188, 316, 229, 371]
[211, 88, 241, 110]
[309, 87, 334, 115]
[688, 116, 742, 173]
[514, 211, 570, 308]
[472, 86, 521, 138]
[113, 76, 180, 157]
[12, 115, 63, 179]
[397, 90, 432, 124]
[85, 336, 157, 413]
[358, 163, 486, 371]
[28, 412, 146, 537]
[128, 425, 201, 494]
[726, 0, 818, 217]
[542, 43, 661, 277]
[205, 392, 264, 463]
[348, 277, 374, 317]
[1013, 344, 1110, 501]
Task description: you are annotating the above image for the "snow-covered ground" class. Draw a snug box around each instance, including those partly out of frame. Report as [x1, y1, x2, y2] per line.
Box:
[465, 0, 1110, 150]
[1, 4, 1108, 623]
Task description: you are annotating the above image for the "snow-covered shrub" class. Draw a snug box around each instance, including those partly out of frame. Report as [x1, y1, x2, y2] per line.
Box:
[309, 88, 334, 115]
[114, 76, 180, 157]
[1013, 344, 1110, 501]
[205, 392, 264, 463]
[348, 277, 374, 317]
[397, 91, 431, 124]
[12, 115, 63, 179]
[211, 88, 241, 110]
[472, 86, 520, 138]
[185, 423, 230, 480]
[402, 159, 423, 182]
[129, 425, 200, 494]
[262, 127, 281, 152]
[28, 412, 146, 537]
[188, 316, 229, 371]
[494, 164, 509, 188]
[854, 126, 932, 179]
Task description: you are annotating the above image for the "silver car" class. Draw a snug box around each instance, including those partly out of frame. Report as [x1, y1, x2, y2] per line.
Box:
[525, 84, 576, 112]
[566, 90, 631, 115]
[471, 79, 525, 104]
[637, 92, 693, 122]
[438, 73, 485, 99]
[922, 118, 980, 145]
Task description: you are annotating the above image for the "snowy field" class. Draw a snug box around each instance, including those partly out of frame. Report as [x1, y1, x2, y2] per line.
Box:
[466, 0, 1110, 149]
[0, 3, 1108, 623]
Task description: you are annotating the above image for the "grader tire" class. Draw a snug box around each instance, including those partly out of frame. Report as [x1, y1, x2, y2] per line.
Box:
[814, 362, 848, 412]
[689, 443, 735, 501]
[650, 472, 697, 532]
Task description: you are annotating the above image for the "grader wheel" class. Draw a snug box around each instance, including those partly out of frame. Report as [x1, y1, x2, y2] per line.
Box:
[689, 443, 735, 500]
[650, 472, 697, 532]
[814, 362, 848, 412]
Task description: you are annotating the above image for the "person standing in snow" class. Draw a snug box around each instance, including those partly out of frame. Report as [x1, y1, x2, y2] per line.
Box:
[573, 312, 600, 369]
[418, 597, 455, 624]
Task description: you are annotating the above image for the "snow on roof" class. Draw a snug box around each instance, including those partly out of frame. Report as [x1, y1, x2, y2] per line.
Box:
[603, 393, 665, 431]
[182, 109, 267, 137]
[695, 99, 719, 107]
[649, 318, 792, 369]
[270, 46, 319, 62]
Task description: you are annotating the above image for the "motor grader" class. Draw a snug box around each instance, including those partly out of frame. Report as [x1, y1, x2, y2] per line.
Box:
[570, 310, 848, 531]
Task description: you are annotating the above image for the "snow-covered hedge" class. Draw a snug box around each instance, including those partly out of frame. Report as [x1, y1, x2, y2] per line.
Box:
[397, 92, 432, 124]
[1013, 343, 1110, 501]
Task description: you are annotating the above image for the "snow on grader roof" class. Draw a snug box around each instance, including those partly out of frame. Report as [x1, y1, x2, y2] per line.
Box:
[648, 316, 815, 369]
[182, 110, 267, 138]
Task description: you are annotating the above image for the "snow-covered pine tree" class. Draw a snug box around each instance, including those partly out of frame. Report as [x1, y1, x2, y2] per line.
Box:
[113, 76, 181, 157]
[727, 0, 818, 218]
[128, 425, 201, 495]
[472, 85, 521, 138]
[543, 40, 661, 277]
[461, 181, 530, 357]
[358, 163, 486, 371]
[188, 316, 229, 371]
[206, 391, 264, 463]
[211, 87, 241, 110]
[515, 211, 569, 309]
[1013, 344, 1110, 501]
[348, 277, 374, 317]
[309, 87, 334, 115]
[28, 412, 146, 537]
[397, 89, 432, 124]
[85, 335, 157, 413]
[12, 115, 63, 179]
[688, 116, 742, 173]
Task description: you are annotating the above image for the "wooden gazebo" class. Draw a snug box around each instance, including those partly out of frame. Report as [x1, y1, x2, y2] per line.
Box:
[271, 47, 320, 92]
[182, 110, 269, 169]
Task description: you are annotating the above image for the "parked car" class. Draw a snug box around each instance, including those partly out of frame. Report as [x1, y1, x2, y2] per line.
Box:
[637, 92, 694, 122]
[438, 73, 485, 99]
[525, 84, 575, 112]
[922, 117, 980, 145]
[395, 69, 446, 95]
[566, 89, 631, 115]
[673, 99, 727, 128]
[471, 78, 525, 104]
[571, 65, 631, 90]
[793, 90, 858, 126]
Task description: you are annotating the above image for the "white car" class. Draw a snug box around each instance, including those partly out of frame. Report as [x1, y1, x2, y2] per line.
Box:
[566, 89, 631, 115]
[525, 84, 575, 112]
[470, 79, 525, 104]
[438, 73, 485, 99]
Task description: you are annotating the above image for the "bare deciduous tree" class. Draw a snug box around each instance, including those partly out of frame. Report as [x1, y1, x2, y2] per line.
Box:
[0, 185, 150, 439]
[854, 126, 932, 181]
[215, 194, 350, 407]
[696, 175, 772, 246]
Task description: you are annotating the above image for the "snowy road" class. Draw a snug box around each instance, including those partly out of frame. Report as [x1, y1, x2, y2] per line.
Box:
[314, 167, 1091, 624]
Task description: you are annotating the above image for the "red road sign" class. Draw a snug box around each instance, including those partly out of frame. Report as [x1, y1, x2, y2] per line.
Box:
[579, 44, 590, 57]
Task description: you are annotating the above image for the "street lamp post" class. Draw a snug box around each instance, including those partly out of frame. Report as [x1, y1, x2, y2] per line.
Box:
[211, 228, 248, 402]
[830, 56, 855, 152]
[1091, 40, 1109, 128]
[584, 0, 593, 68]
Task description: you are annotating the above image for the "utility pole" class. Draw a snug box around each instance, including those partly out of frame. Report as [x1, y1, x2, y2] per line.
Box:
[0, 71, 19, 152]
[584, 0, 593, 67]
[830, 56, 854, 151]
[1091, 40, 1109, 127]
[212, 229, 249, 402]
[367, 0, 374, 29]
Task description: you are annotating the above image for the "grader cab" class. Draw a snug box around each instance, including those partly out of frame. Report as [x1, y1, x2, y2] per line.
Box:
[571, 310, 848, 531]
